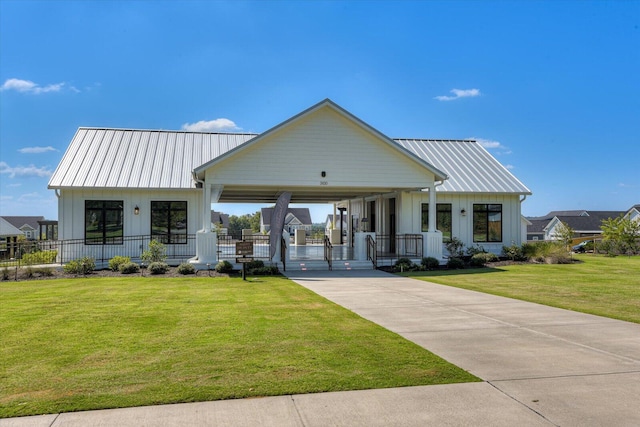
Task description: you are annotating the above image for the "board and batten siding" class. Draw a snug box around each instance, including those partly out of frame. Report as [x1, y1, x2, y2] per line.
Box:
[205, 108, 436, 189]
[401, 192, 523, 253]
[58, 189, 202, 241]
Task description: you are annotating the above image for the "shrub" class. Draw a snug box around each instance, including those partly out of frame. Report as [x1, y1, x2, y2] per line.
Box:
[177, 262, 196, 275]
[470, 252, 498, 267]
[1, 267, 9, 281]
[502, 244, 526, 261]
[141, 240, 167, 263]
[63, 257, 96, 275]
[34, 267, 54, 277]
[108, 255, 131, 272]
[215, 260, 234, 274]
[465, 244, 486, 256]
[395, 257, 417, 272]
[447, 257, 465, 269]
[421, 257, 440, 270]
[445, 237, 465, 258]
[119, 262, 140, 274]
[250, 266, 280, 276]
[245, 259, 265, 271]
[148, 262, 169, 275]
[21, 250, 57, 265]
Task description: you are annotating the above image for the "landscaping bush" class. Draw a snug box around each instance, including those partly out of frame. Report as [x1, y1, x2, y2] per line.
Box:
[215, 260, 234, 274]
[245, 259, 265, 271]
[34, 267, 54, 277]
[141, 240, 167, 263]
[502, 244, 526, 261]
[465, 244, 486, 256]
[446, 257, 465, 269]
[119, 262, 140, 274]
[148, 262, 169, 275]
[1, 267, 9, 281]
[469, 252, 498, 267]
[421, 257, 440, 270]
[249, 266, 280, 275]
[108, 255, 131, 272]
[395, 257, 417, 272]
[21, 250, 57, 265]
[63, 257, 96, 275]
[445, 237, 465, 258]
[177, 262, 196, 275]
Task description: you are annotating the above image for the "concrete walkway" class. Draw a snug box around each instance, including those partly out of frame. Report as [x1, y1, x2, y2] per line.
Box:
[3, 270, 639, 426]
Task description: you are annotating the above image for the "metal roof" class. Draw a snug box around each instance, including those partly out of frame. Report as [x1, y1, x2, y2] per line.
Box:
[394, 139, 532, 194]
[49, 128, 256, 189]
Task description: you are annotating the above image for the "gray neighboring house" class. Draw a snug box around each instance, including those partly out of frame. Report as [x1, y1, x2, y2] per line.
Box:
[0, 217, 23, 259]
[526, 207, 638, 241]
[211, 211, 230, 235]
[260, 208, 312, 235]
[1, 216, 45, 240]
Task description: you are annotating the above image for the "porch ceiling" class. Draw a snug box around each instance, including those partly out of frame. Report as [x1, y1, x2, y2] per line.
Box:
[215, 185, 418, 203]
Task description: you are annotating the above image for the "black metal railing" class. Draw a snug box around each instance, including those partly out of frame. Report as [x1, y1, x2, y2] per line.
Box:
[216, 234, 271, 260]
[324, 235, 333, 270]
[0, 234, 197, 266]
[366, 234, 377, 268]
[373, 234, 423, 264]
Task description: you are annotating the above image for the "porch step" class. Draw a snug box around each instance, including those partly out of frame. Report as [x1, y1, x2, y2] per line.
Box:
[284, 260, 374, 271]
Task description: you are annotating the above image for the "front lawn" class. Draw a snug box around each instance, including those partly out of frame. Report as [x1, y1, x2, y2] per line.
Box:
[0, 276, 479, 418]
[401, 255, 640, 323]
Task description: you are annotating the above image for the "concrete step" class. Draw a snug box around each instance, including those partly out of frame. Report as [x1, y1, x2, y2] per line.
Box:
[283, 260, 374, 271]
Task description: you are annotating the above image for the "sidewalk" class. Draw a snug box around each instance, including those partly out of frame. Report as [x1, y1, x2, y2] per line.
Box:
[3, 270, 639, 426]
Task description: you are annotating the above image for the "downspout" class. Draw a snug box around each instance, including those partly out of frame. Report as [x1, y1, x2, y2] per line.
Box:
[192, 171, 208, 232]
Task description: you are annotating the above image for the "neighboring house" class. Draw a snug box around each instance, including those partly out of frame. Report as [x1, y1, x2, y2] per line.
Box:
[211, 211, 230, 235]
[625, 205, 640, 224]
[48, 99, 531, 265]
[526, 208, 637, 241]
[0, 217, 23, 259]
[325, 214, 349, 235]
[0, 216, 47, 240]
[261, 208, 312, 235]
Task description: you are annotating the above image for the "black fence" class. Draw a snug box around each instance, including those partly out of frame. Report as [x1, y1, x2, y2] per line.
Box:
[371, 234, 423, 263]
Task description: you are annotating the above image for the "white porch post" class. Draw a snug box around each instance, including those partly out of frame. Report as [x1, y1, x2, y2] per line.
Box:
[191, 183, 223, 267]
[425, 184, 443, 260]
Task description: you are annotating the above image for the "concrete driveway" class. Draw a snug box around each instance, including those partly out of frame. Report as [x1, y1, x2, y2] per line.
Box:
[287, 270, 640, 426]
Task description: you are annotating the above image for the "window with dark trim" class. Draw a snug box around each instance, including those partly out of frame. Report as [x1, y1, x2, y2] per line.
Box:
[421, 203, 452, 241]
[473, 204, 502, 242]
[85, 200, 123, 244]
[151, 201, 187, 244]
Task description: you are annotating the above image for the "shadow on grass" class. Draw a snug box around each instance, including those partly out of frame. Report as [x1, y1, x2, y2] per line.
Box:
[397, 266, 507, 278]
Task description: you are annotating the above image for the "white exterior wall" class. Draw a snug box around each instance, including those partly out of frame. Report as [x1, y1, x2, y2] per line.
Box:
[205, 108, 434, 190]
[58, 188, 201, 240]
[399, 192, 523, 255]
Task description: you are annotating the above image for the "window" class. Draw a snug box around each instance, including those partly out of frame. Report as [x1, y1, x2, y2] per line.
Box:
[85, 200, 123, 244]
[151, 201, 187, 244]
[421, 203, 452, 241]
[473, 204, 502, 242]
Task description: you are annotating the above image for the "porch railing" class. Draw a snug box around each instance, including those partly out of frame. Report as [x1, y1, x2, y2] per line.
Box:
[217, 234, 271, 260]
[0, 234, 197, 266]
[366, 234, 377, 268]
[324, 235, 333, 271]
[372, 234, 423, 264]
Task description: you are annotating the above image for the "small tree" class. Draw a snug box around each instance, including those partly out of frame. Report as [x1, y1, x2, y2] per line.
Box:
[141, 240, 167, 263]
[601, 215, 640, 255]
[555, 222, 575, 251]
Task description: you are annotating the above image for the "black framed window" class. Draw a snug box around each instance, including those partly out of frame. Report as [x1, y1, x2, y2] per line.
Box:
[85, 200, 123, 244]
[421, 203, 452, 241]
[151, 201, 187, 244]
[473, 204, 502, 242]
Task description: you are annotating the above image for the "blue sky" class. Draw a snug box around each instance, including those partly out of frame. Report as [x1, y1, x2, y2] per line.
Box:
[1, 0, 638, 223]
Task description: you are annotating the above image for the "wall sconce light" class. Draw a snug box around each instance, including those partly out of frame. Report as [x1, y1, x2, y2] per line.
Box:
[460, 208, 467, 216]
[134, 205, 140, 215]
[321, 171, 326, 177]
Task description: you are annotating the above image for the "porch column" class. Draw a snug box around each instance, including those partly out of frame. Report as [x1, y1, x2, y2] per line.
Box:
[425, 184, 443, 260]
[191, 182, 223, 267]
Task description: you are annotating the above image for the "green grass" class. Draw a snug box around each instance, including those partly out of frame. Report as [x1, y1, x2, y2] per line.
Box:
[0, 276, 478, 418]
[402, 255, 640, 323]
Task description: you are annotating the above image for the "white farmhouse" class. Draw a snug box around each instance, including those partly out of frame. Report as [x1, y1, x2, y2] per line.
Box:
[49, 99, 531, 269]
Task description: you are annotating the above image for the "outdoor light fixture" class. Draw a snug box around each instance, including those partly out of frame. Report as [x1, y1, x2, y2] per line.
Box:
[460, 208, 467, 216]
[321, 171, 326, 177]
[134, 205, 140, 215]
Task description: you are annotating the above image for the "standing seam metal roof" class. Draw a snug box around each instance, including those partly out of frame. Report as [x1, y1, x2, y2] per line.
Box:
[49, 128, 531, 195]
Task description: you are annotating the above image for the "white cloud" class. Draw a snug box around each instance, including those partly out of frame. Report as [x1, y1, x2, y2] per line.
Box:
[18, 146, 57, 154]
[435, 88, 481, 101]
[0, 161, 53, 178]
[8, 183, 22, 188]
[181, 118, 240, 132]
[1, 78, 65, 94]
[473, 138, 506, 149]
[504, 164, 515, 170]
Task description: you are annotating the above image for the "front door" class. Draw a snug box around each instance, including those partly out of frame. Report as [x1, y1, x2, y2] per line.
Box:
[389, 198, 396, 253]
